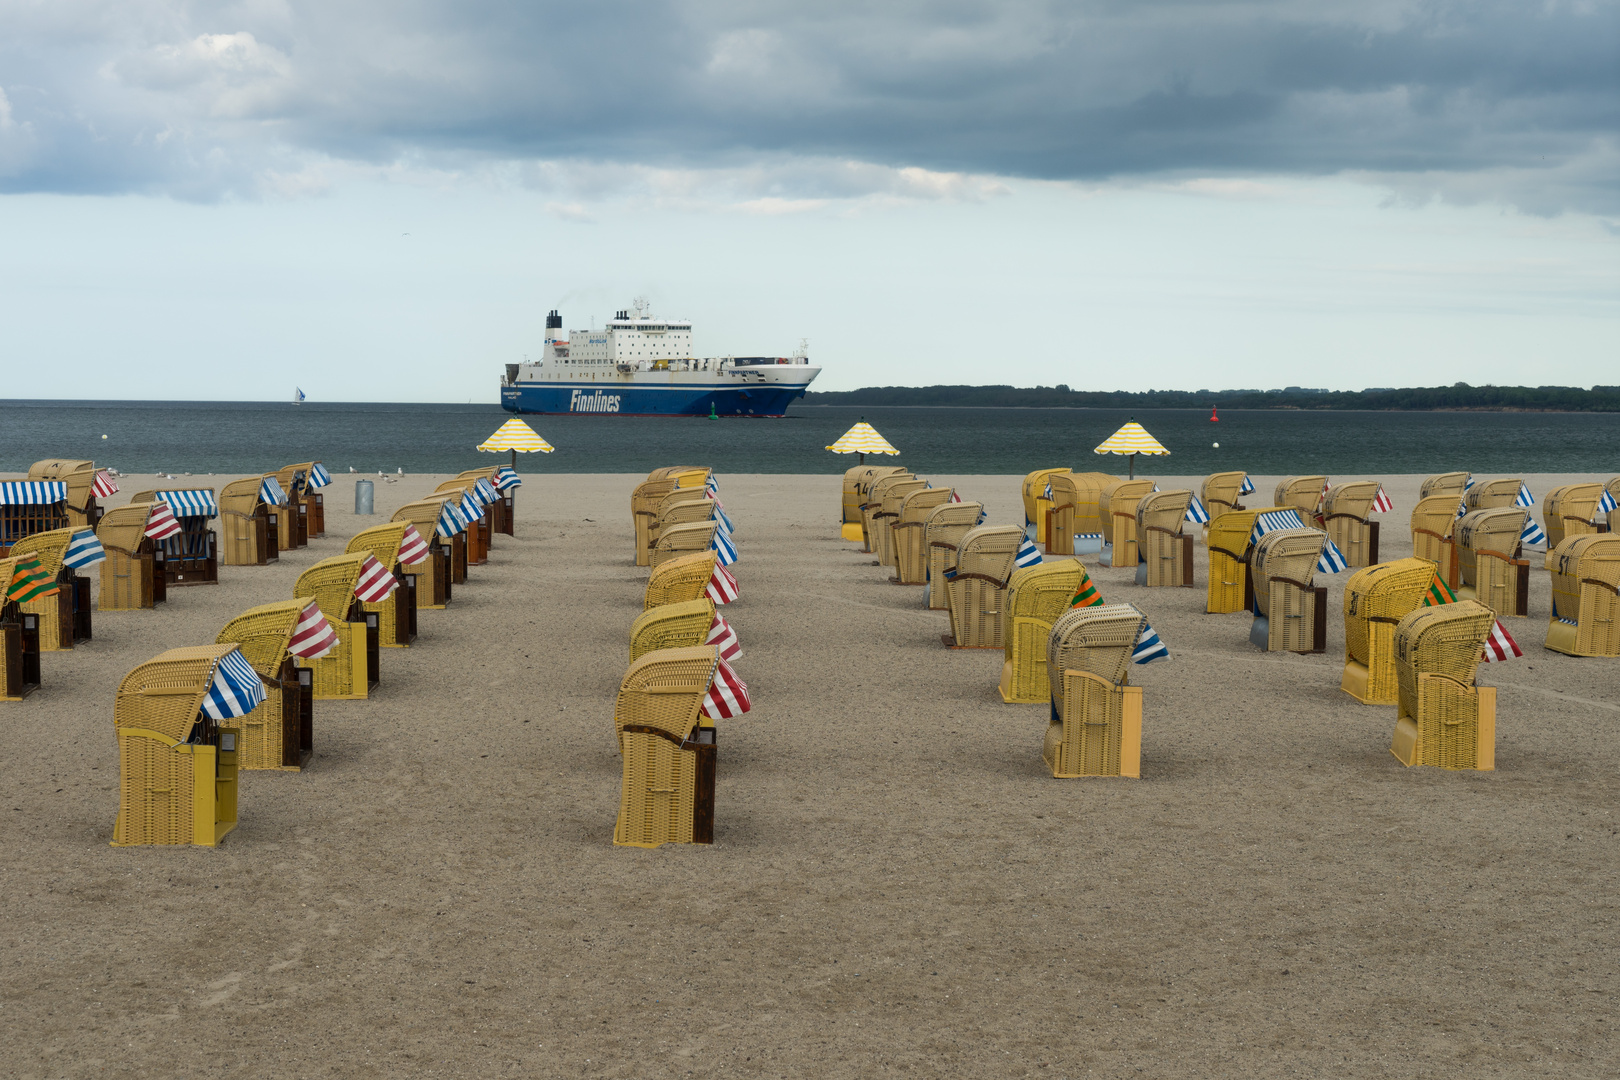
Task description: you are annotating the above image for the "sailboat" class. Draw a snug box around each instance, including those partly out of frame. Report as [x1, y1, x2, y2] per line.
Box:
[294, 387, 306, 404]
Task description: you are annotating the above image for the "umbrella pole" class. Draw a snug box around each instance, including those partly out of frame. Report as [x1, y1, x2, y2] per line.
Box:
[1129, 452, 1136, 479]
[858, 452, 865, 465]
[510, 449, 516, 470]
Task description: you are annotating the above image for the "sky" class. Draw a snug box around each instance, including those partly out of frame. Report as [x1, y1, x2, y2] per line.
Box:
[1, 0, 1616, 401]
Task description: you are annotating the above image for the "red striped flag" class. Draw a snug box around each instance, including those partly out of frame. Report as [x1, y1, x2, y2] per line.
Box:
[699, 658, 751, 719]
[353, 554, 399, 603]
[288, 601, 339, 660]
[1481, 620, 1522, 663]
[706, 613, 741, 661]
[396, 523, 430, 565]
[1371, 487, 1393, 514]
[92, 470, 119, 498]
[144, 502, 182, 541]
[705, 564, 739, 605]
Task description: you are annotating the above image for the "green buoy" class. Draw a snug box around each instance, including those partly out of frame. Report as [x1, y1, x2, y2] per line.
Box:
[708, 402, 719, 420]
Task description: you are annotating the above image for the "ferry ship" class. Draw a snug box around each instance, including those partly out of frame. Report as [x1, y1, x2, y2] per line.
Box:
[499, 299, 820, 417]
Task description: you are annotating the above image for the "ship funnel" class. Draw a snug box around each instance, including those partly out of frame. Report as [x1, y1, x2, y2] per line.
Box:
[546, 310, 561, 330]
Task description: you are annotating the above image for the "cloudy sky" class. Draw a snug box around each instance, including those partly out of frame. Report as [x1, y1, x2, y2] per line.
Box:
[2, 0, 1616, 399]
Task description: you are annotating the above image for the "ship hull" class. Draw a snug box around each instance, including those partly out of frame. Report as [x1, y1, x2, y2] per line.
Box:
[501, 379, 812, 417]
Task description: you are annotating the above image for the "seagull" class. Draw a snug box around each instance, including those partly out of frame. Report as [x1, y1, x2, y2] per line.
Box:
[349, 466, 355, 473]
[397, 467, 403, 475]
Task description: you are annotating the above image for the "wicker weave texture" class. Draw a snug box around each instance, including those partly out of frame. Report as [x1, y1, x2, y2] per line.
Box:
[1100, 480, 1155, 568]
[1205, 508, 1269, 614]
[1392, 601, 1495, 713]
[218, 477, 274, 566]
[1545, 535, 1620, 657]
[214, 601, 304, 771]
[998, 560, 1086, 703]
[1464, 478, 1524, 511]
[612, 645, 715, 751]
[295, 555, 366, 622]
[1137, 490, 1194, 587]
[629, 599, 715, 662]
[861, 474, 916, 554]
[1250, 528, 1325, 619]
[1044, 672, 1142, 778]
[874, 480, 928, 568]
[1341, 558, 1436, 704]
[893, 488, 954, 584]
[1323, 481, 1381, 568]
[300, 616, 370, 699]
[652, 522, 717, 569]
[1046, 603, 1142, 716]
[1420, 473, 1471, 499]
[1410, 495, 1462, 586]
[1023, 469, 1070, 545]
[1543, 484, 1605, 557]
[1274, 477, 1328, 525]
[28, 460, 98, 526]
[633, 479, 678, 565]
[924, 504, 984, 610]
[945, 525, 1023, 648]
[8, 528, 76, 650]
[1201, 472, 1247, 518]
[98, 505, 160, 611]
[345, 524, 409, 647]
[644, 551, 718, 610]
[1043, 472, 1080, 555]
[1390, 602, 1497, 769]
[1456, 508, 1529, 616]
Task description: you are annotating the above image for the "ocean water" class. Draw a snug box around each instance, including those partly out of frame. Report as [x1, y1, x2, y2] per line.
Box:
[0, 400, 1615, 477]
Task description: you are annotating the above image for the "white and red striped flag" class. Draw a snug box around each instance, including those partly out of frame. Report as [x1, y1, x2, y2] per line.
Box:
[288, 601, 339, 660]
[353, 553, 400, 603]
[699, 658, 751, 720]
[396, 523, 430, 565]
[144, 501, 182, 540]
[705, 563, 739, 605]
[1371, 487, 1393, 514]
[706, 613, 741, 661]
[1481, 620, 1523, 663]
[93, 470, 119, 498]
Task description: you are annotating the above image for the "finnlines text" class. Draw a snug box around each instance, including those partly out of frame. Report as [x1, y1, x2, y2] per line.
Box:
[570, 390, 622, 413]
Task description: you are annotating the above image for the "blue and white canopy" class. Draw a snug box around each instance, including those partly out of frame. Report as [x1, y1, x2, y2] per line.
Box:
[259, 477, 288, 506]
[492, 466, 522, 492]
[155, 490, 218, 518]
[472, 477, 498, 506]
[307, 463, 332, 490]
[62, 530, 107, 569]
[1248, 508, 1350, 574]
[712, 528, 738, 566]
[200, 648, 268, 722]
[0, 481, 68, 505]
[435, 499, 472, 538]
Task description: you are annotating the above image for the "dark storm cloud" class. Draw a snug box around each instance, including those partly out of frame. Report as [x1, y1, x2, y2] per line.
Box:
[1, 1, 1615, 211]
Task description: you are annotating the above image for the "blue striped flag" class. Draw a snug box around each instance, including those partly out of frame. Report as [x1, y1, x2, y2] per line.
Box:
[62, 529, 106, 569]
[307, 463, 332, 489]
[1247, 508, 1307, 549]
[1515, 482, 1535, 509]
[1317, 539, 1350, 574]
[1599, 489, 1618, 515]
[1238, 475, 1255, 495]
[1184, 496, 1210, 524]
[712, 528, 738, 566]
[258, 477, 287, 506]
[1520, 517, 1548, 547]
[705, 474, 720, 498]
[1042, 481, 1053, 501]
[435, 500, 469, 538]
[473, 477, 498, 507]
[1132, 619, 1169, 664]
[1015, 538, 1043, 568]
[200, 649, 268, 722]
[713, 503, 734, 534]
[493, 466, 522, 491]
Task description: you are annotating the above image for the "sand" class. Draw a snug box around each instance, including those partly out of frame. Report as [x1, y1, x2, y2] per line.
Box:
[1, 470, 1616, 1079]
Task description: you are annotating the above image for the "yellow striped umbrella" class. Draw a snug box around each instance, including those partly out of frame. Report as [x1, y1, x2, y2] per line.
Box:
[1094, 419, 1168, 479]
[826, 419, 898, 464]
[478, 418, 554, 468]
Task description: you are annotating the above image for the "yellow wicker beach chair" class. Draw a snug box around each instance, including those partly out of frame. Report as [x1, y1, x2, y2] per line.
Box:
[110, 644, 241, 847]
[1389, 601, 1498, 770]
[0, 565, 43, 701]
[345, 524, 417, 648]
[644, 550, 719, 611]
[96, 503, 168, 611]
[1043, 472, 1080, 556]
[215, 600, 314, 772]
[652, 521, 717, 569]
[1022, 469, 1070, 546]
[1420, 472, 1471, 499]
[391, 500, 455, 608]
[218, 477, 279, 566]
[1275, 476, 1328, 527]
[997, 559, 1086, 704]
[277, 462, 327, 538]
[293, 554, 379, 700]
[431, 493, 473, 584]
[1135, 489, 1195, 588]
[651, 491, 718, 554]
[943, 525, 1024, 648]
[613, 646, 719, 848]
[1044, 604, 1145, 779]
[1463, 478, 1524, 512]
[629, 598, 716, 663]
[1204, 507, 1285, 615]
[1543, 484, 1606, 561]
[1544, 535, 1620, 657]
[1200, 472, 1248, 520]
[1250, 527, 1329, 653]
[264, 472, 307, 551]
[873, 479, 928, 569]
[130, 488, 219, 588]
[632, 478, 678, 565]
[1455, 508, 1529, 617]
[924, 502, 984, 611]
[434, 481, 491, 566]
[668, 468, 712, 490]
[0, 478, 71, 556]
[5, 528, 90, 651]
[891, 487, 954, 584]
[1100, 479, 1155, 568]
[646, 466, 697, 482]
[28, 460, 103, 529]
[1410, 495, 1462, 588]
[861, 473, 916, 554]
[847, 466, 908, 546]
[1321, 481, 1382, 568]
[1053, 472, 1118, 552]
[1341, 558, 1437, 705]
[457, 467, 513, 537]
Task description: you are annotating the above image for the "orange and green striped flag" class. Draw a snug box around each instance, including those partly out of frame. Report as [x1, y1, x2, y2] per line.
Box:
[5, 558, 58, 604]
[1069, 567, 1104, 608]
[1421, 571, 1457, 607]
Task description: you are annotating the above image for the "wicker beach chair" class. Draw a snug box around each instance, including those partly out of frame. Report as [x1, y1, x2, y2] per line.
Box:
[1275, 476, 1328, 527]
[28, 460, 103, 529]
[294, 554, 380, 699]
[629, 598, 716, 663]
[997, 559, 1087, 704]
[632, 478, 678, 565]
[1463, 478, 1525, 512]
[1204, 508, 1282, 615]
[131, 488, 219, 587]
[644, 550, 719, 611]
[432, 493, 474, 583]
[1544, 535, 1620, 658]
[652, 521, 717, 569]
[943, 525, 1025, 648]
[1200, 472, 1248, 521]
[218, 477, 279, 566]
[847, 466, 908, 547]
[435, 481, 491, 566]
[1043, 472, 1080, 556]
[0, 564, 43, 701]
[96, 504, 168, 611]
[861, 473, 916, 554]
[1341, 558, 1437, 705]
[278, 462, 327, 539]
[652, 492, 718, 555]
[457, 467, 513, 537]
[1389, 601, 1498, 770]
[924, 502, 985, 611]
[646, 466, 700, 482]
[345, 524, 417, 647]
[1455, 508, 1530, 617]
[1410, 495, 1462, 588]
[1543, 484, 1606, 561]
[1051, 472, 1118, 553]
[891, 487, 954, 584]
[1022, 469, 1070, 545]
[1043, 604, 1146, 779]
[1135, 489, 1195, 587]
[1249, 527, 1329, 653]
[1321, 481, 1382, 568]
[1421, 472, 1471, 499]
[612, 645, 720, 848]
[110, 644, 241, 847]
[5, 528, 90, 651]
[873, 479, 928, 569]
[391, 500, 455, 607]
[215, 600, 314, 771]
[668, 468, 712, 490]
[0, 479, 71, 557]
[268, 472, 308, 551]
[1100, 479, 1155, 568]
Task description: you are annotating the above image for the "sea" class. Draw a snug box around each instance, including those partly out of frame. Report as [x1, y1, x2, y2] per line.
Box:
[0, 400, 1615, 477]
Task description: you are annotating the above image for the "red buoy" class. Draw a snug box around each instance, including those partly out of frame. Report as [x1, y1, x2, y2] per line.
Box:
[1210, 406, 1219, 422]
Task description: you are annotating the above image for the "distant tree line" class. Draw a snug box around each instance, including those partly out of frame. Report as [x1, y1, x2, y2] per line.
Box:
[803, 383, 1620, 412]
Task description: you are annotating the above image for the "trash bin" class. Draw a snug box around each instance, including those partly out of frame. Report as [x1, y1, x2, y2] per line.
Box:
[355, 479, 374, 516]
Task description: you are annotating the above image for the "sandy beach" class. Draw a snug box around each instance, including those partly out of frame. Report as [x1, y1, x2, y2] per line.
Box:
[1, 470, 1616, 1079]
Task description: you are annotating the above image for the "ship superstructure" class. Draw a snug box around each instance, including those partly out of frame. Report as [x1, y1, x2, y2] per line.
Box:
[500, 299, 819, 417]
